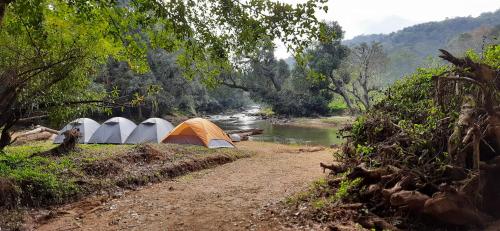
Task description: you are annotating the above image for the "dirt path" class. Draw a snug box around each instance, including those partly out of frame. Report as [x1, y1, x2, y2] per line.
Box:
[37, 141, 332, 231]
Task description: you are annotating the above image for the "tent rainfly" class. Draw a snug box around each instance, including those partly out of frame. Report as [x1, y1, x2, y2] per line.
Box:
[54, 118, 100, 144]
[162, 118, 234, 148]
[88, 117, 137, 144]
[125, 118, 174, 144]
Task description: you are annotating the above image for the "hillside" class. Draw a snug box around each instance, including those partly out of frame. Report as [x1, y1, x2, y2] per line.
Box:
[345, 9, 500, 83]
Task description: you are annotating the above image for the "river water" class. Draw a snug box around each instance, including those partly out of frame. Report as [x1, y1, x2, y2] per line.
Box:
[208, 106, 343, 146]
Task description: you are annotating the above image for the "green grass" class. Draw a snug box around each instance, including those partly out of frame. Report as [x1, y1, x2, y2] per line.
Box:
[0, 141, 253, 208]
[285, 176, 362, 210]
[1, 142, 81, 205]
[328, 98, 348, 113]
[285, 178, 329, 205]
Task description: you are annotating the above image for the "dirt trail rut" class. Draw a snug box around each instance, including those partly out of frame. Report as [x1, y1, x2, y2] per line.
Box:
[38, 141, 332, 231]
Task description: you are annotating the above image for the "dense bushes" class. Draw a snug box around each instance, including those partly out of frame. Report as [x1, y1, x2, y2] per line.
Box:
[281, 45, 499, 230]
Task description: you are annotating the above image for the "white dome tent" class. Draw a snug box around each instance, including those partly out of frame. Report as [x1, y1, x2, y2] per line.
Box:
[54, 118, 100, 144]
[125, 118, 174, 144]
[88, 117, 137, 144]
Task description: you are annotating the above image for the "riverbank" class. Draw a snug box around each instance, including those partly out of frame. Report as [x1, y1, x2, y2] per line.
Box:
[0, 141, 253, 230]
[33, 141, 334, 230]
[269, 116, 354, 129]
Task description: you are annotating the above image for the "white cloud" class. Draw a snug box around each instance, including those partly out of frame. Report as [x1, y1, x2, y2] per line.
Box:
[274, 0, 500, 59]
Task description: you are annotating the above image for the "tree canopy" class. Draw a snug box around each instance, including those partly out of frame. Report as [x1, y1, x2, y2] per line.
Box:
[0, 0, 330, 149]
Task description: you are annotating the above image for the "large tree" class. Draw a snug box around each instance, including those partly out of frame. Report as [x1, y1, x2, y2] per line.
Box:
[346, 42, 388, 110]
[0, 0, 330, 150]
[305, 21, 353, 112]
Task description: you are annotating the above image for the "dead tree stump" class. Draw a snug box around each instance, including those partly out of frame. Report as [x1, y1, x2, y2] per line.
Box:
[36, 128, 80, 157]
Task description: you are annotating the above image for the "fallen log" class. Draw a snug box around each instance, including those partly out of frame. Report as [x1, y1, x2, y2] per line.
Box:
[11, 125, 59, 144]
[298, 146, 325, 152]
[227, 128, 264, 141]
[16, 125, 58, 136]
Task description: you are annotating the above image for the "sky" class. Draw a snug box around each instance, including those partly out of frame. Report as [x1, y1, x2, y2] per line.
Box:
[274, 0, 500, 59]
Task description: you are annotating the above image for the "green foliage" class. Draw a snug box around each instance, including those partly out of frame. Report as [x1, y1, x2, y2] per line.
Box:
[1, 143, 79, 205]
[96, 53, 252, 118]
[333, 177, 362, 201]
[349, 67, 453, 167]
[381, 67, 448, 123]
[356, 144, 374, 156]
[286, 176, 362, 210]
[482, 44, 500, 69]
[349, 45, 499, 170]
[351, 115, 367, 139]
[260, 107, 275, 117]
[328, 98, 348, 113]
[0, 0, 120, 125]
[0, 0, 329, 136]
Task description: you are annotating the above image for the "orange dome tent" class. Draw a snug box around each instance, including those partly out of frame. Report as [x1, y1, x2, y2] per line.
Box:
[162, 118, 234, 148]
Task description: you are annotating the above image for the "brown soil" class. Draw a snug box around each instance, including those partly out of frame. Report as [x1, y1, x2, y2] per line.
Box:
[35, 141, 332, 230]
[0, 178, 18, 208]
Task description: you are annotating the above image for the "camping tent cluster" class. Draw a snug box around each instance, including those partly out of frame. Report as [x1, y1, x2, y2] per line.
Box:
[54, 117, 234, 148]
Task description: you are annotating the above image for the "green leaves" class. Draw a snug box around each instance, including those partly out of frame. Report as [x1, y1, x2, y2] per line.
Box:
[1, 0, 330, 129]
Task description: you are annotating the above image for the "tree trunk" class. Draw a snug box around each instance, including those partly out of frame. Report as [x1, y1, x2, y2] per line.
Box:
[138, 105, 143, 120]
[269, 73, 282, 91]
[336, 87, 356, 114]
[0, 124, 13, 151]
[0, 0, 13, 25]
[358, 73, 371, 110]
[0, 112, 17, 151]
[361, 82, 371, 110]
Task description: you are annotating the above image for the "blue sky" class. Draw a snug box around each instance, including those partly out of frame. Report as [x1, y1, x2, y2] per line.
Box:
[275, 0, 500, 59]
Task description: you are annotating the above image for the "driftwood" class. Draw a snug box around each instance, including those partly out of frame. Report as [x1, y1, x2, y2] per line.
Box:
[298, 146, 325, 152]
[14, 125, 58, 137]
[11, 125, 59, 144]
[227, 128, 263, 141]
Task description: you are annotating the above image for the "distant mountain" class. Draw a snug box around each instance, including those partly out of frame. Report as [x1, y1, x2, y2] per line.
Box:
[344, 9, 500, 83]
